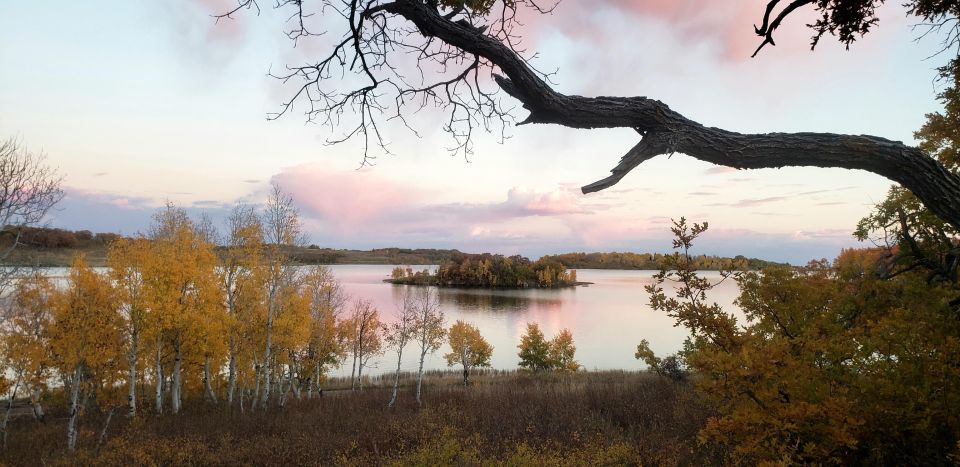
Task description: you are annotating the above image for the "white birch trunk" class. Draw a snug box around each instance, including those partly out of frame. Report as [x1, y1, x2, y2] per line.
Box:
[30, 386, 44, 422]
[203, 356, 218, 404]
[66, 366, 82, 452]
[226, 344, 236, 405]
[170, 338, 182, 414]
[127, 329, 138, 418]
[416, 348, 427, 406]
[388, 347, 403, 409]
[261, 284, 277, 407]
[154, 335, 163, 414]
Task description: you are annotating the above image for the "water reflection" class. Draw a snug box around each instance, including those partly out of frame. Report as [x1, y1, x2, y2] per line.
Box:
[34, 264, 744, 377]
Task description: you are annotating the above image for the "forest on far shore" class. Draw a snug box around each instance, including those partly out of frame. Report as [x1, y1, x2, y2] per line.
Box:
[0, 226, 786, 270]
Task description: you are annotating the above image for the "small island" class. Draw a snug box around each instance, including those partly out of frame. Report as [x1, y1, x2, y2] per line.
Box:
[385, 252, 590, 288]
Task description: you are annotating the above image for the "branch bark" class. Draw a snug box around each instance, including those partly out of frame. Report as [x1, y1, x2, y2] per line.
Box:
[375, 0, 960, 229]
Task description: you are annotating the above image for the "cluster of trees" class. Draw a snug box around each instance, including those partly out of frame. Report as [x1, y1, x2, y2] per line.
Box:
[390, 253, 578, 288]
[0, 184, 587, 451]
[0, 185, 451, 451]
[541, 252, 783, 271]
[638, 218, 960, 464]
[517, 323, 580, 373]
[0, 227, 121, 249]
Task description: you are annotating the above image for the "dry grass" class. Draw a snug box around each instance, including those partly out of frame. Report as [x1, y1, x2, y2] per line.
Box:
[1, 371, 719, 466]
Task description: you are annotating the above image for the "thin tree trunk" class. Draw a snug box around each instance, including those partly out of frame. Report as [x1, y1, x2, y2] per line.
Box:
[227, 345, 237, 406]
[66, 366, 82, 452]
[416, 345, 428, 406]
[95, 406, 116, 454]
[154, 335, 163, 414]
[350, 350, 358, 391]
[388, 347, 403, 409]
[307, 366, 315, 399]
[278, 367, 290, 408]
[291, 366, 302, 401]
[30, 386, 44, 422]
[127, 329, 138, 418]
[2, 370, 23, 448]
[171, 338, 182, 414]
[357, 353, 364, 391]
[203, 356, 218, 404]
[251, 359, 261, 411]
[261, 285, 277, 407]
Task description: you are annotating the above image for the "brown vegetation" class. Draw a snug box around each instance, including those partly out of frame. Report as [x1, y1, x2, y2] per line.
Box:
[0, 371, 717, 466]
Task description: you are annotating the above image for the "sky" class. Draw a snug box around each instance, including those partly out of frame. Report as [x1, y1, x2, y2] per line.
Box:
[0, 0, 952, 264]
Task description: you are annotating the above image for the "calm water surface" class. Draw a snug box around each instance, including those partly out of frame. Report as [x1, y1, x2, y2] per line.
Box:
[327, 265, 744, 377]
[42, 265, 745, 377]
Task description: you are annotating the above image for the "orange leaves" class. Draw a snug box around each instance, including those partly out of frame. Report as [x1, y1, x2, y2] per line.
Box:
[445, 320, 493, 370]
[49, 254, 123, 377]
[648, 218, 960, 464]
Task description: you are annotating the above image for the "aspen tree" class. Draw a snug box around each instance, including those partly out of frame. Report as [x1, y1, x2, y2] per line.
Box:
[49, 255, 122, 451]
[445, 321, 492, 387]
[412, 287, 445, 406]
[107, 237, 150, 417]
[260, 183, 303, 407]
[1, 272, 55, 443]
[302, 266, 347, 398]
[386, 288, 417, 409]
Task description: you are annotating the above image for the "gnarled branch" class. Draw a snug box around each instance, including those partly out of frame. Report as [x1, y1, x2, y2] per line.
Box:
[374, 0, 960, 229]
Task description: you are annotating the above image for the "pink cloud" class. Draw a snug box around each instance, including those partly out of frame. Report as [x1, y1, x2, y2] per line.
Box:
[271, 164, 420, 232]
[518, 0, 820, 62]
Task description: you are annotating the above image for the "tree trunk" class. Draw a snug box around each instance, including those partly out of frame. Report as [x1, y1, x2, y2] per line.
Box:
[1, 370, 23, 448]
[388, 347, 404, 409]
[127, 329, 138, 418]
[171, 338, 182, 414]
[416, 346, 428, 406]
[350, 349, 358, 391]
[95, 405, 116, 454]
[261, 285, 277, 407]
[154, 335, 163, 414]
[66, 366, 82, 452]
[227, 345, 237, 406]
[203, 356, 218, 404]
[278, 366, 290, 408]
[30, 386, 44, 422]
[357, 353, 364, 391]
[307, 368, 314, 399]
[291, 366, 302, 401]
[251, 359, 261, 411]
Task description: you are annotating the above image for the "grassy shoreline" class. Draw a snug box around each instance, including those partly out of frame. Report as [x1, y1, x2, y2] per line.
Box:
[1, 370, 718, 466]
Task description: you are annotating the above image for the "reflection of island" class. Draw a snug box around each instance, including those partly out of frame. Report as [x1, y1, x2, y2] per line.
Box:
[437, 289, 565, 312]
[384, 253, 591, 288]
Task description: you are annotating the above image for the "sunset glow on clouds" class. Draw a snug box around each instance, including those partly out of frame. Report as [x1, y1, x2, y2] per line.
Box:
[0, 1, 951, 263]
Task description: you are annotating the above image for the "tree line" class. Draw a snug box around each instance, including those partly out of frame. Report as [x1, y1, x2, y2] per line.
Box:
[0, 186, 583, 452]
[541, 251, 786, 271]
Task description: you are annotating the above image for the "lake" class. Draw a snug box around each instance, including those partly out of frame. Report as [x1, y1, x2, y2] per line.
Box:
[326, 265, 744, 377]
[38, 265, 745, 377]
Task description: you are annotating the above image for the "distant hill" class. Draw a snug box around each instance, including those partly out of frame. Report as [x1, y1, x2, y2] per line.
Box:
[539, 251, 789, 270]
[0, 227, 788, 269]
